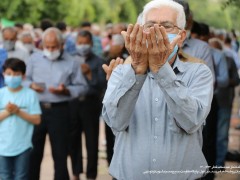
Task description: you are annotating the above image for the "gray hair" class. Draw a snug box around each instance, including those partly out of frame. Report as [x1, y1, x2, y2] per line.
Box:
[141, 0, 186, 29]
[19, 32, 33, 40]
[42, 27, 63, 45]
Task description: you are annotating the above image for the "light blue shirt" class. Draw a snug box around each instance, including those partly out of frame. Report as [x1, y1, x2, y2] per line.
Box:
[224, 47, 240, 70]
[25, 51, 88, 102]
[182, 38, 216, 83]
[0, 87, 41, 156]
[102, 57, 213, 180]
[211, 48, 229, 89]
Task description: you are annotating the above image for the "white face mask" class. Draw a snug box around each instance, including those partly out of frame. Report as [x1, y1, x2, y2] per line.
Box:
[23, 44, 34, 53]
[43, 49, 61, 61]
[18, 42, 34, 54]
[76, 44, 91, 56]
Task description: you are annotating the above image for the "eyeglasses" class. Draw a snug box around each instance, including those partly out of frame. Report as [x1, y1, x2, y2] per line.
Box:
[143, 21, 182, 33]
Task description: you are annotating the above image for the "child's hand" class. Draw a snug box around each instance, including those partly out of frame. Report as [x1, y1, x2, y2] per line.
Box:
[5, 102, 20, 114]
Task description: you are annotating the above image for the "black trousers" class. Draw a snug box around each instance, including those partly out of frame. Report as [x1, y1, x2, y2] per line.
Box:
[29, 103, 70, 180]
[69, 96, 102, 179]
[69, 99, 83, 176]
[202, 95, 218, 180]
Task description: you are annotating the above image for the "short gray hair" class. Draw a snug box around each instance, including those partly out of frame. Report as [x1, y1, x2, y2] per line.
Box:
[42, 27, 63, 45]
[19, 32, 33, 40]
[141, 0, 186, 29]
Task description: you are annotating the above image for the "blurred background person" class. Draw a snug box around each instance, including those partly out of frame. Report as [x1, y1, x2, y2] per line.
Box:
[69, 30, 106, 180]
[80, 21, 103, 58]
[2, 27, 29, 63]
[26, 27, 88, 180]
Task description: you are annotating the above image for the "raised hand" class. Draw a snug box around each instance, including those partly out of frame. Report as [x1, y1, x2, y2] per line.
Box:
[81, 63, 92, 80]
[102, 57, 124, 81]
[122, 24, 148, 75]
[147, 25, 180, 73]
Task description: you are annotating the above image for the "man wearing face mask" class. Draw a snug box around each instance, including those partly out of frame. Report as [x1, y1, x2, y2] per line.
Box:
[1, 27, 29, 63]
[102, 0, 213, 180]
[16, 32, 38, 57]
[69, 30, 106, 180]
[25, 27, 88, 180]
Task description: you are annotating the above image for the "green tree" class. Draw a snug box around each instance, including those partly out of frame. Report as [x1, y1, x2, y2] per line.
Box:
[0, 0, 44, 24]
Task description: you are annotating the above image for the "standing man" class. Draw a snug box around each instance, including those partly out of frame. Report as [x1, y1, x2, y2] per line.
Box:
[1, 27, 29, 63]
[102, 0, 213, 180]
[26, 27, 88, 180]
[69, 30, 106, 180]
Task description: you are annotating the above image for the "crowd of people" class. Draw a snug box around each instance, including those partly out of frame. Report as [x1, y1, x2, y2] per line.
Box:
[0, 0, 240, 180]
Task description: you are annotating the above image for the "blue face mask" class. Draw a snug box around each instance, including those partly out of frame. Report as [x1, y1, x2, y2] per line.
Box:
[167, 33, 179, 61]
[4, 75, 22, 89]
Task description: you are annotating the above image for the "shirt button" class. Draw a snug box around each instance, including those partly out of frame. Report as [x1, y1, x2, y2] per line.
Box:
[130, 79, 134, 83]
[155, 98, 159, 102]
[153, 159, 156, 162]
[136, 81, 140, 85]
[160, 79, 165, 84]
[154, 136, 157, 139]
[154, 118, 158, 121]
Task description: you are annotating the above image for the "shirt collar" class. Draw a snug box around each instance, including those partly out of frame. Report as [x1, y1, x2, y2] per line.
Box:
[148, 56, 187, 79]
[172, 56, 188, 73]
[182, 37, 191, 48]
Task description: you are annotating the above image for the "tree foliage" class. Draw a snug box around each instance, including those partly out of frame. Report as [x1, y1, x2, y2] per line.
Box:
[0, 0, 239, 31]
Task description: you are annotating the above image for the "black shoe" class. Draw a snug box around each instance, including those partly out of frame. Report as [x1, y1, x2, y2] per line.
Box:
[225, 150, 240, 162]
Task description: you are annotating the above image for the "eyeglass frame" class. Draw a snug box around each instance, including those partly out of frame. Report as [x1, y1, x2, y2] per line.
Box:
[143, 21, 182, 33]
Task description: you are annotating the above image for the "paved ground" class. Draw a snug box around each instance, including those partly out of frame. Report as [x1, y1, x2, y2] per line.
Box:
[40, 99, 240, 180]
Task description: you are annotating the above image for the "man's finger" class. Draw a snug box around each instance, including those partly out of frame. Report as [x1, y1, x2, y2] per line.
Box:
[149, 27, 157, 49]
[114, 57, 124, 69]
[159, 26, 171, 54]
[146, 33, 153, 49]
[130, 24, 139, 50]
[124, 24, 134, 50]
[141, 32, 147, 49]
[102, 64, 109, 74]
[136, 25, 143, 45]
[155, 25, 165, 51]
[109, 59, 116, 70]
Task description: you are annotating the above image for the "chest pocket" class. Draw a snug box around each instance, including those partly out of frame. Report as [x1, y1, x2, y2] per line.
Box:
[168, 112, 182, 133]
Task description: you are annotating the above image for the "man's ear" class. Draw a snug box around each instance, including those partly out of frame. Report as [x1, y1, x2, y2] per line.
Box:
[177, 30, 187, 48]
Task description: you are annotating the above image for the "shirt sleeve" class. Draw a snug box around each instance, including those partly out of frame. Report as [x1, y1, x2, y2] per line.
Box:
[23, 55, 34, 87]
[200, 44, 216, 84]
[28, 90, 42, 115]
[153, 62, 213, 134]
[67, 59, 89, 98]
[102, 64, 147, 132]
[215, 52, 229, 88]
